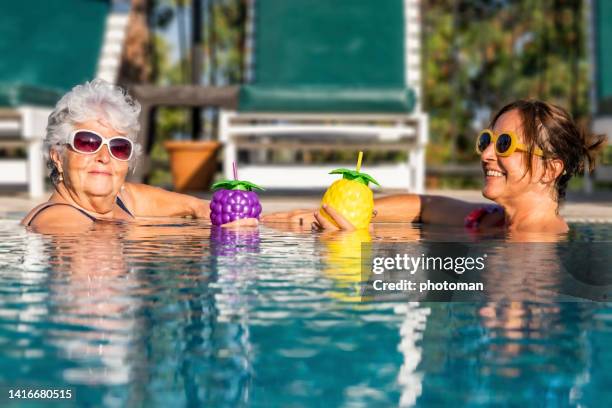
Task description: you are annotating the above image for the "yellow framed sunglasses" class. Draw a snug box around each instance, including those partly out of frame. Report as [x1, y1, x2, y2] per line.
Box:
[475, 129, 544, 157]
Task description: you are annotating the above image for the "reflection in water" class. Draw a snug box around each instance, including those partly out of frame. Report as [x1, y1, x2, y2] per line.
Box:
[318, 229, 371, 302]
[46, 225, 138, 386]
[415, 302, 600, 406]
[396, 303, 430, 407]
[211, 226, 261, 256]
[1, 220, 254, 406]
[0, 219, 611, 406]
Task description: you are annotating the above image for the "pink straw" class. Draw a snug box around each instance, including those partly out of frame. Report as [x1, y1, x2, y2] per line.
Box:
[233, 161, 238, 180]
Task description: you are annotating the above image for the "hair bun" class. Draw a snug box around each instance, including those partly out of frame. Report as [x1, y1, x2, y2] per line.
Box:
[581, 131, 607, 173]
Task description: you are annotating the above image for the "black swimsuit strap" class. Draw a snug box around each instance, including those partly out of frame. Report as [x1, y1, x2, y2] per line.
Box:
[27, 196, 134, 227]
[27, 203, 97, 226]
[116, 196, 134, 217]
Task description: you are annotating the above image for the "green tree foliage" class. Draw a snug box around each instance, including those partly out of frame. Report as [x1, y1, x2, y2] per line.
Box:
[209, 0, 246, 84]
[424, 0, 589, 164]
[148, 35, 191, 185]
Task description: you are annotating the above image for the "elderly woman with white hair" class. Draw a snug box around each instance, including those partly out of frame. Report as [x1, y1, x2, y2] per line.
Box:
[21, 80, 252, 230]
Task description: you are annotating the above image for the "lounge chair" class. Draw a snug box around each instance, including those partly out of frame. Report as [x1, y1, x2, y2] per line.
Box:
[219, 0, 428, 192]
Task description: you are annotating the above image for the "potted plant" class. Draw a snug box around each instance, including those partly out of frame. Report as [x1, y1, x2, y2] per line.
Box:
[164, 133, 221, 192]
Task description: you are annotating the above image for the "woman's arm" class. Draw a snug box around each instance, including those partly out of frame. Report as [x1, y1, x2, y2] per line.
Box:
[372, 194, 420, 222]
[264, 194, 483, 228]
[374, 194, 481, 226]
[122, 183, 210, 218]
[261, 196, 419, 225]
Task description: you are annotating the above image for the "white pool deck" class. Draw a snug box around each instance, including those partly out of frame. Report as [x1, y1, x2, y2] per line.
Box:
[1, 189, 611, 223]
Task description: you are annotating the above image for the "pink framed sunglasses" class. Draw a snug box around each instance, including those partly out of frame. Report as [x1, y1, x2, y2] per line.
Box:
[67, 130, 134, 161]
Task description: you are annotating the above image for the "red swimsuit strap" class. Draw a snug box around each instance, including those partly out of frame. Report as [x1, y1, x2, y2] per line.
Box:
[464, 205, 504, 229]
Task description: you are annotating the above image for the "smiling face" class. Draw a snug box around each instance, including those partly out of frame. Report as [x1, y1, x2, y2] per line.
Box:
[481, 109, 550, 204]
[51, 120, 130, 201]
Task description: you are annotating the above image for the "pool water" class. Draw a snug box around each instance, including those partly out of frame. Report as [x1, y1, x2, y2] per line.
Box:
[0, 218, 611, 407]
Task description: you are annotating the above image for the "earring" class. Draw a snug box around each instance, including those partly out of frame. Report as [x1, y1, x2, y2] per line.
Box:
[58, 172, 64, 182]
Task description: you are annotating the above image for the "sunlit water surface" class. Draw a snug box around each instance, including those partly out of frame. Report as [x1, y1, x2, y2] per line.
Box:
[0, 217, 611, 407]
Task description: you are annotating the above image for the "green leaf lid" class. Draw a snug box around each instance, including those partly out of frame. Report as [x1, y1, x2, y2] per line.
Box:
[211, 162, 264, 191]
[329, 168, 379, 186]
[329, 152, 379, 186]
[211, 180, 264, 191]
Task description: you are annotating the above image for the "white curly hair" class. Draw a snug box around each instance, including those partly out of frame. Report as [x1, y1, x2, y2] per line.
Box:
[45, 79, 142, 184]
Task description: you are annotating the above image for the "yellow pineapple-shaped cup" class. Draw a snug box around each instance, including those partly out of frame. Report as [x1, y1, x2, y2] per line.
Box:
[320, 152, 380, 229]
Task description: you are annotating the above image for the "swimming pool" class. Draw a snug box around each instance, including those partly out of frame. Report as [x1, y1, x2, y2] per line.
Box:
[0, 218, 611, 407]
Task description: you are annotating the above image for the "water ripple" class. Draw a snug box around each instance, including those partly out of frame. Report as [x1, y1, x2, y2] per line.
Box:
[0, 219, 610, 406]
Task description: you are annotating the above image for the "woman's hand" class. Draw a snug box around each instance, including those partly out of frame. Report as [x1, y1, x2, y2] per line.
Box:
[261, 209, 316, 226]
[221, 218, 259, 228]
[190, 198, 211, 219]
[312, 204, 356, 231]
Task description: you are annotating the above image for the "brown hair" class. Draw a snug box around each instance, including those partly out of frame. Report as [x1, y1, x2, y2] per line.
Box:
[489, 99, 607, 202]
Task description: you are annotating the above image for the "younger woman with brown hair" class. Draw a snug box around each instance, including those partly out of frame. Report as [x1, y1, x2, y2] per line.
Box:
[264, 99, 607, 233]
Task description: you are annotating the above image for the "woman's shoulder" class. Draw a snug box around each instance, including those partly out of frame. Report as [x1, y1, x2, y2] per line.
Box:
[119, 183, 138, 209]
[22, 201, 95, 228]
[21, 202, 49, 225]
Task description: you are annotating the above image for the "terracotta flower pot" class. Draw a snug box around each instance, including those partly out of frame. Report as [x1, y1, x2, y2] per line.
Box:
[164, 140, 221, 192]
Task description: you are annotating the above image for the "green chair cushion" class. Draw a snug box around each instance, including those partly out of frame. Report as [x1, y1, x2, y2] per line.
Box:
[253, 0, 405, 88]
[238, 0, 414, 113]
[238, 85, 416, 113]
[0, 0, 109, 108]
[596, 0, 612, 113]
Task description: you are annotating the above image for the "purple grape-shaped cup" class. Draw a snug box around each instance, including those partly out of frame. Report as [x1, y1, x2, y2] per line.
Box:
[209, 180, 264, 226]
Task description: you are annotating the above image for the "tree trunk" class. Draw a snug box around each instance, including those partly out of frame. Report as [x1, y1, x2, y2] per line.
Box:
[118, 0, 154, 85]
